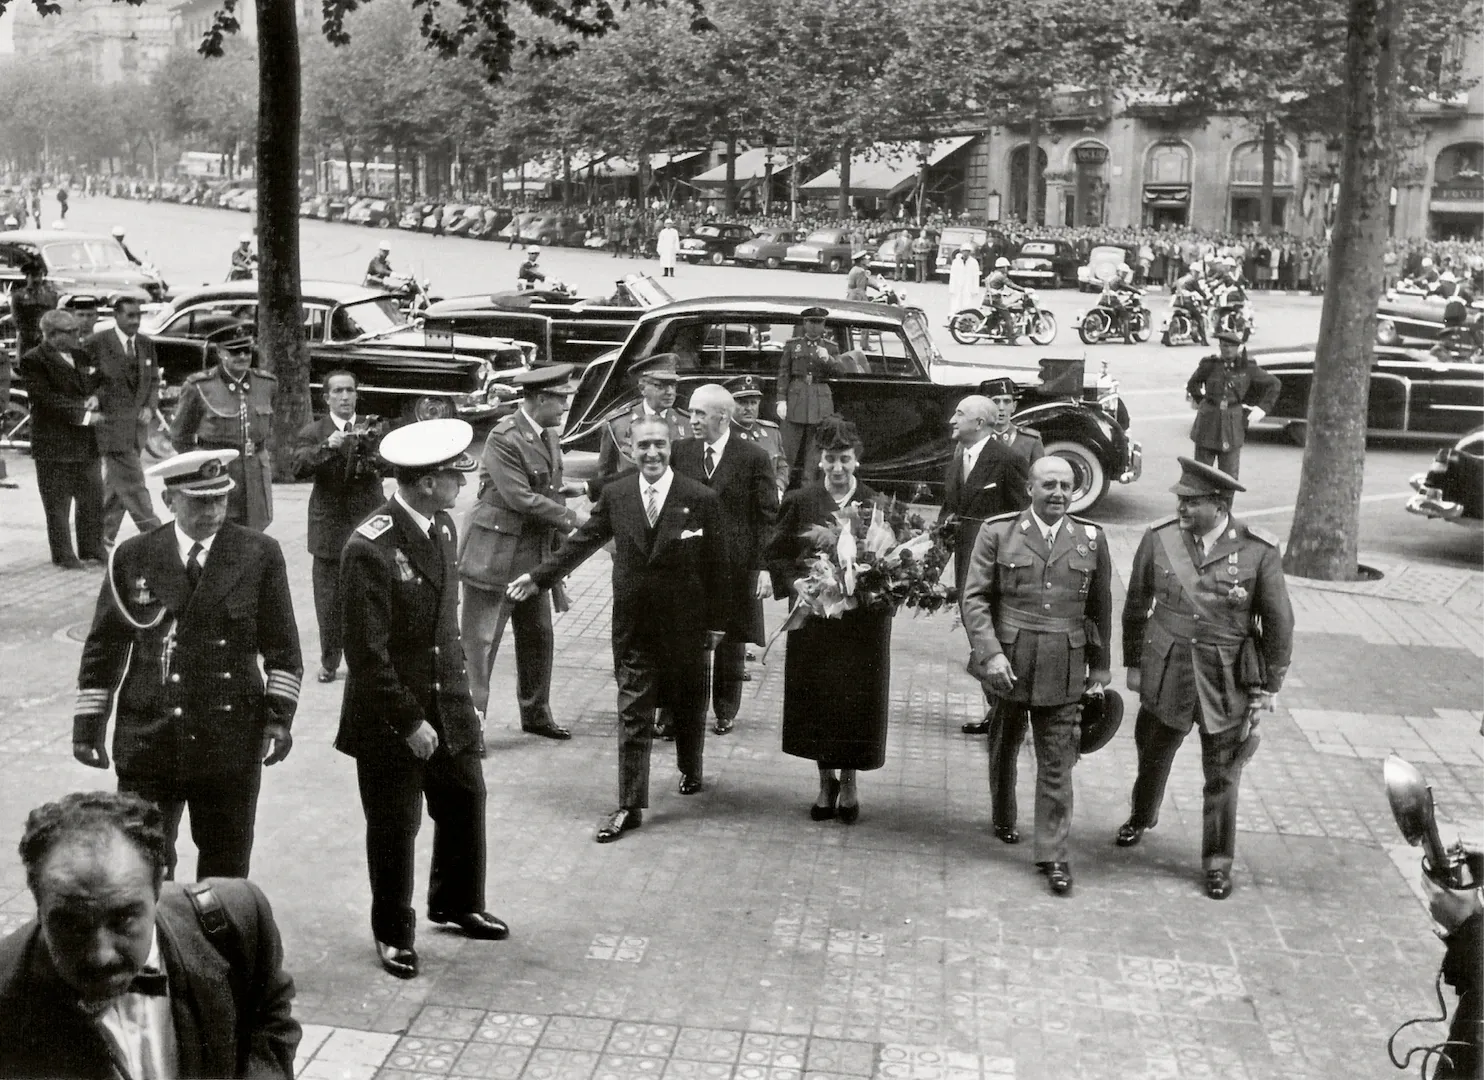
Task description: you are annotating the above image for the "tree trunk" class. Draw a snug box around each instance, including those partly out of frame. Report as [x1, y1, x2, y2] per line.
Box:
[1260, 117, 1277, 236]
[837, 143, 851, 219]
[1284, 0, 1397, 580]
[723, 131, 737, 216]
[255, 0, 309, 482]
[1026, 111, 1042, 225]
[342, 143, 353, 192]
[393, 148, 401, 200]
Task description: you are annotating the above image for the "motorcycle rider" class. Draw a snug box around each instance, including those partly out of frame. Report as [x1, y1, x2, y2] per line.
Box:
[111, 225, 143, 267]
[1099, 263, 1144, 343]
[517, 245, 547, 291]
[1172, 266, 1212, 345]
[984, 257, 1027, 343]
[227, 233, 256, 281]
[1210, 259, 1251, 341]
[365, 240, 394, 289]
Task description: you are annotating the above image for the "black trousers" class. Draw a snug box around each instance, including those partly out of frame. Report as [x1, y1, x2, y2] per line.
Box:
[1193, 444, 1242, 479]
[101, 448, 160, 544]
[355, 746, 487, 949]
[119, 769, 262, 881]
[312, 555, 345, 670]
[987, 698, 1030, 830]
[712, 638, 745, 721]
[36, 457, 103, 562]
[614, 635, 706, 808]
[1127, 706, 1247, 872]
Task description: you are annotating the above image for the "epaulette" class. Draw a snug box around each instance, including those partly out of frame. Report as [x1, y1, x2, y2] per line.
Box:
[492, 414, 518, 434]
[983, 511, 1020, 524]
[1242, 522, 1280, 548]
[1068, 515, 1100, 538]
[355, 514, 393, 539]
[1150, 513, 1180, 529]
[253, 369, 277, 382]
[184, 369, 212, 383]
[755, 418, 779, 429]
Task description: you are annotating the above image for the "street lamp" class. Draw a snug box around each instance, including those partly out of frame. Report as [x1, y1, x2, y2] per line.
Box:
[916, 138, 933, 225]
[763, 143, 775, 218]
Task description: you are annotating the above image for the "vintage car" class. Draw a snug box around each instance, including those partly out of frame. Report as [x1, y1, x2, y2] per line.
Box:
[0, 230, 168, 303]
[1077, 244, 1137, 291]
[1375, 291, 1484, 346]
[732, 229, 799, 269]
[347, 198, 400, 228]
[1008, 239, 1079, 288]
[422, 274, 674, 370]
[783, 228, 856, 273]
[934, 226, 1000, 279]
[679, 223, 756, 265]
[559, 297, 1141, 511]
[514, 213, 588, 247]
[867, 228, 939, 277]
[1407, 427, 1483, 525]
[1252, 346, 1484, 445]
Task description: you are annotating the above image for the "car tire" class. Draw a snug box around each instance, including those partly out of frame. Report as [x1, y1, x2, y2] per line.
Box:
[377, 217, 392, 229]
[408, 395, 455, 422]
[710, 251, 726, 266]
[1044, 439, 1109, 514]
[1375, 318, 1399, 346]
[765, 256, 781, 270]
[827, 256, 844, 273]
[537, 234, 552, 246]
[1285, 421, 1309, 447]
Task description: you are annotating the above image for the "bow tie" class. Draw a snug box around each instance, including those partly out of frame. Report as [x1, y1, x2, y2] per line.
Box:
[128, 970, 168, 996]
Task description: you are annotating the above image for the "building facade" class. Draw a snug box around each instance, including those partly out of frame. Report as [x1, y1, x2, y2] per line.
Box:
[11, 0, 181, 83]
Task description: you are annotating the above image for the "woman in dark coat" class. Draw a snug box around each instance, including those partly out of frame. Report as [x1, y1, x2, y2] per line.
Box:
[764, 417, 892, 824]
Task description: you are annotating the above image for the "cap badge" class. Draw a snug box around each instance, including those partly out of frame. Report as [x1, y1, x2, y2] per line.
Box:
[200, 459, 223, 479]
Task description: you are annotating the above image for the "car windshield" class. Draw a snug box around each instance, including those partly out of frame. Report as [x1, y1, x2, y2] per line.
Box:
[43, 238, 133, 272]
[335, 296, 406, 340]
[805, 230, 841, 244]
[901, 310, 939, 371]
[941, 229, 987, 246]
[1089, 246, 1128, 263]
[693, 226, 724, 238]
[623, 276, 674, 307]
[1021, 243, 1057, 256]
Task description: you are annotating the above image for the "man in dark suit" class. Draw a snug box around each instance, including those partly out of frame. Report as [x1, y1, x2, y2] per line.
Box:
[336, 419, 510, 981]
[508, 416, 728, 844]
[940, 394, 1029, 742]
[73, 450, 303, 882]
[458, 364, 587, 743]
[87, 296, 163, 548]
[671, 383, 777, 735]
[0, 790, 299, 1079]
[291, 370, 387, 683]
[19, 309, 104, 568]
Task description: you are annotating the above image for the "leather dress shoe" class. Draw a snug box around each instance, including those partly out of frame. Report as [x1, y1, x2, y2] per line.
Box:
[678, 773, 703, 795]
[429, 910, 510, 939]
[961, 718, 991, 735]
[53, 556, 85, 570]
[1204, 869, 1233, 900]
[317, 667, 338, 683]
[993, 824, 1020, 845]
[1115, 821, 1148, 847]
[375, 940, 418, 979]
[522, 722, 571, 741]
[596, 808, 642, 843]
[713, 716, 734, 735]
[1038, 862, 1073, 895]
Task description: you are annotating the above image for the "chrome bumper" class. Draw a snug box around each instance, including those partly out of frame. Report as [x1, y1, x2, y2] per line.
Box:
[1119, 440, 1143, 485]
[1406, 473, 1464, 521]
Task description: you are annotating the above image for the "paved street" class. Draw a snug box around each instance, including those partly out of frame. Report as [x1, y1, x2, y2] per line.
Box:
[0, 197, 1480, 1079]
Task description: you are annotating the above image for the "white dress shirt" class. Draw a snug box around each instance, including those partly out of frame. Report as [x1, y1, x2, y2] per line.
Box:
[1198, 514, 1231, 557]
[960, 433, 992, 480]
[703, 427, 730, 473]
[115, 326, 138, 357]
[641, 468, 675, 519]
[1029, 510, 1064, 548]
[95, 929, 179, 1080]
[393, 491, 433, 537]
[173, 525, 216, 567]
[330, 412, 356, 433]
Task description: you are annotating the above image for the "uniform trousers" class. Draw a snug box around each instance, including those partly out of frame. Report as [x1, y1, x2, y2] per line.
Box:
[101, 446, 160, 543]
[1193, 444, 1242, 479]
[1127, 705, 1247, 872]
[355, 746, 486, 949]
[986, 698, 1029, 830]
[461, 583, 555, 726]
[780, 421, 824, 487]
[36, 457, 103, 562]
[614, 635, 706, 808]
[119, 768, 262, 881]
[311, 555, 345, 670]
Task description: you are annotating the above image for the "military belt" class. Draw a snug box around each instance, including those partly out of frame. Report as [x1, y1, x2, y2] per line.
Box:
[999, 606, 1081, 634]
[1152, 605, 1247, 646]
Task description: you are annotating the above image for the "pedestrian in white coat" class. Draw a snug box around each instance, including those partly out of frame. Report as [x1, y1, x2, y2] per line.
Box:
[656, 219, 681, 278]
[947, 247, 981, 323]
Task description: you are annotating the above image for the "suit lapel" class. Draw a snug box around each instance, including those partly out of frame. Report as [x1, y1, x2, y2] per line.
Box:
[1045, 519, 1076, 566]
[944, 447, 962, 508]
[391, 499, 445, 586]
[142, 527, 191, 620]
[188, 526, 249, 618]
[158, 897, 236, 1079]
[1200, 521, 1242, 569]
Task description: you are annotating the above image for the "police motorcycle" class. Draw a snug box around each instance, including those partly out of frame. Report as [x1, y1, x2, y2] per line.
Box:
[1160, 288, 1211, 347]
[865, 278, 911, 307]
[1073, 287, 1152, 344]
[371, 271, 440, 318]
[948, 289, 1058, 346]
[1212, 282, 1256, 340]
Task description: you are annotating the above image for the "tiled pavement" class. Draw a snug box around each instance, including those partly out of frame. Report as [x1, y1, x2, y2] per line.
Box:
[0, 456, 1480, 1079]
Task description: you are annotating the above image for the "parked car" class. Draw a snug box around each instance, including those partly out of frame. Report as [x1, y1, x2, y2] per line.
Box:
[300, 194, 330, 218]
[1406, 427, 1483, 525]
[934, 226, 1000, 278]
[398, 202, 436, 230]
[423, 273, 674, 369]
[1253, 346, 1484, 445]
[1008, 239, 1079, 288]
[348, 198, 400, 228]
[732, 229, 799, 269]
[784, 228, 856, 273]
[469, 207, 514, 239]
[868, 228, 939, 277]
[516, 213, 588, 247]
[1375, 292, 1484, 346]
[497, 212, 540, 242]
[679, 223, 756, 265]
[1077, 244, 1137, 291]
[0, 230, 167, 303]
[559, 296, 1141, 511]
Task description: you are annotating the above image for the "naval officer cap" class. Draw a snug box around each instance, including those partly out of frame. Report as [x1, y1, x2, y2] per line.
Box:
[725, 374, 763, 399]
[207, 325, 256, 354]
[1170, 455, 1246, 497]
[800, 305, 830, 319]
[147, 449, 239, 496]
[511, 363, 579, 396]
[379, 418, 476, 475]
[632, 353, 681, 382]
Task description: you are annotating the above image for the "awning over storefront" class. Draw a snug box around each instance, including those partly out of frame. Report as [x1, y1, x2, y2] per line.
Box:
[1431, 199, 1484, 216]
[692, 147, 800, 188]
[1143, 184, 1190, 206]
[800, 136, 976, 198]
[500, 158, 556, 190]
[588, 151, 709, 179]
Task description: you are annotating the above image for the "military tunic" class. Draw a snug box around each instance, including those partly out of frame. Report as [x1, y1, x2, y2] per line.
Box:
[777, 335, 843, 484]
[987, 423, 1044, 467]
[734, 418, 788, 491]
[170, 365, 276, 530]
[1185, 351, 1280, 477]
[595, 403, 688, 479]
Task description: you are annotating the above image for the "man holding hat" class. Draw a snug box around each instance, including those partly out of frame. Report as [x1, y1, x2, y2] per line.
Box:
[170, 328, 276, 530]
[595, 353, 689, 482]
[1115, 457, 1294, 900]
[1184, 327, 1279, 479]
[961, 456, 1112, 896]
[776, 307, 844, 487]
[727, 374, 788, 495]
[845, 251, 872, 301]
[72, 448, 303, 881]
[459, 363, 588, 744]
[337, 418, 509, 980]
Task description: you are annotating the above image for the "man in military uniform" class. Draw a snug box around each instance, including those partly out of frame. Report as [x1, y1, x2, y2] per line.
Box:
[228, 234, 256, 281]
[983, 377, 1045, 466]
[72, 449, 302, 881]
[365, 240, 394, 289]
[1115, 458, 1294, 900]
[776, 306, 844, 487]
[1185, 328, 1280, 478]
[517, 245, 546, 290]
[337, 419, 510, 981]
[459, 364, 586, 744]
[727, 374, 788, 495]
[845, 250, 872, 301]
[4, 257, 59, 490]
[594, 353, 689, 482]
[961, 458, 1111, 896]
[170, 331, 275, 530]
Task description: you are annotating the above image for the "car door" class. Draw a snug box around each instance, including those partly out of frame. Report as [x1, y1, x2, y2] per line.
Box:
[150, 304, 244, 388]
[1400, 354, 1484, 435]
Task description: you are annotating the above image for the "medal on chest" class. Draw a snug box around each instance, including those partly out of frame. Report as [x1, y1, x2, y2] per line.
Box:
[393, 549, 417, 583]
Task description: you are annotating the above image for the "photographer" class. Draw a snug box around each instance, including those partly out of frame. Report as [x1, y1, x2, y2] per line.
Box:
[292, 371, 388, 683]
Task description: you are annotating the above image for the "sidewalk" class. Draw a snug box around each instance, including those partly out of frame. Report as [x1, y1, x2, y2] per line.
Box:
[0, 451, 1479, 1080]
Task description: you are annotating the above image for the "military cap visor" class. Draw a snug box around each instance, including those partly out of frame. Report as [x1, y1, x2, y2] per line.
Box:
[147, 448, 239, 496]
[981, 377, 1018, 399]
[633, 353, 681, 382]
[800, 306, 830, 319]
[62, 294, 102, 311]
[1170, 455, 1246, 497]
[379, 418, 477, 472]
[725, 375, 763, 398]
[513, 363, 579, 395]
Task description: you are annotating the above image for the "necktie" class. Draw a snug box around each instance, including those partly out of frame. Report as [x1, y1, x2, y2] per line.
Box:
[184, 542, 203, 597]
[962, 449, 973, 480]
[704, 445, 715, 478]
[126, 336, 136, 362]
[645, 485, 659, 527]
[128, 970, 167, 996]
[428, 522, 439, 546]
